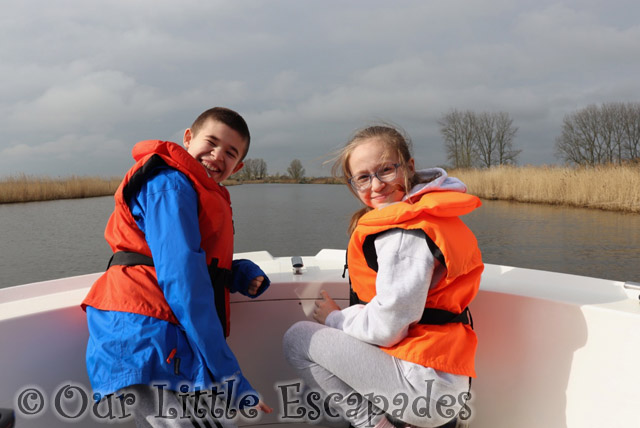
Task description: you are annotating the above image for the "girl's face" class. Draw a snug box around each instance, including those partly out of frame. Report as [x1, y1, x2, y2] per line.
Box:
[347, 138, 414, 209]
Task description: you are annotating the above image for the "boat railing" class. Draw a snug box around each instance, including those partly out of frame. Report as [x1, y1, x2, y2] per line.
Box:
[624, 281, 640, 302]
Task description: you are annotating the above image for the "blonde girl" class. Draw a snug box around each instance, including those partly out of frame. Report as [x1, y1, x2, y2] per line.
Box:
[283, 125, 483, 428]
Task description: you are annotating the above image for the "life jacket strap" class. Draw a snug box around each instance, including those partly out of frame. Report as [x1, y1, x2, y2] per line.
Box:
[419, 306, 472, 327]
[107, 251, 154, 269]
[207, 258, 232, 337]
[107, 251, 232, 334]
[350, 289, 473, 327]
[362, 229, 447, 273]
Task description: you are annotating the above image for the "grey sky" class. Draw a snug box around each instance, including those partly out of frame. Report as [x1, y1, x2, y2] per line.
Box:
[1, 0, 639, 178]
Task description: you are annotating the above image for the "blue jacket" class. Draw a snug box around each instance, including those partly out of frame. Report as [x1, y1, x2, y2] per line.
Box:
[85, 167, 269, 407]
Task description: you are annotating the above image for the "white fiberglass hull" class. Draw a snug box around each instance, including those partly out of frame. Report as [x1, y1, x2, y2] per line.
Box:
[1, 249, 638, 428]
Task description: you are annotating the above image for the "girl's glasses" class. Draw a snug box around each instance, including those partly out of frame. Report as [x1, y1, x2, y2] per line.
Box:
[348, 163, 401, 191]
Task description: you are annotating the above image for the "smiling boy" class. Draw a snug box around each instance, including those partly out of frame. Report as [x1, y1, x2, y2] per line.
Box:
[183, 109, 247, 181]
[82, 107, 271, 426]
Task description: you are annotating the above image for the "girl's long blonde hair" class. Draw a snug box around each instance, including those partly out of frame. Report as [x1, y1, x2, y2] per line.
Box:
[331, 124, 421, 235]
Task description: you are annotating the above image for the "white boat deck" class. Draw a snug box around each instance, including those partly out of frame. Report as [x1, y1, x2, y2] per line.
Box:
[1, 250, 639, 427]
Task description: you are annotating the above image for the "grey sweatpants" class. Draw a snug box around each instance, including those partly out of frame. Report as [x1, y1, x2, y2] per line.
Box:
[283, 321, 470, 428]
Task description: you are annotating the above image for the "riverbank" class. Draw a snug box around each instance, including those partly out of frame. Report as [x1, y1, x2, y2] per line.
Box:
[451, 164, 640, 213]
[1, 165, 638, 213]
[0, 174, 341, 204]
[0, 174, 121, 204]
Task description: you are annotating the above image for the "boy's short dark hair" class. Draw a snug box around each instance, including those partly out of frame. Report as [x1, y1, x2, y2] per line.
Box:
[191, 107, 251, 160]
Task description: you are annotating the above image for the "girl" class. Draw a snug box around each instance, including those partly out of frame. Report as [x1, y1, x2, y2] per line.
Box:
[283, 125, 483, 428]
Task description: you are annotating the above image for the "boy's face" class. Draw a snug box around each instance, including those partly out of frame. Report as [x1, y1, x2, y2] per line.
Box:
[183, 119, 246, 183]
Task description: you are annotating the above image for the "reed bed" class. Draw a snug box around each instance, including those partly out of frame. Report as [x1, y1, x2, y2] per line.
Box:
[2, 166, 639, 212]
[451, 164, 640, 213]
[0, 174, 121, 204]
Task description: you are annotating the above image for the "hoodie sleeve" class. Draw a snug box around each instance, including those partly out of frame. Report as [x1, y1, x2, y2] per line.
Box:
[325, 228, 434, 347]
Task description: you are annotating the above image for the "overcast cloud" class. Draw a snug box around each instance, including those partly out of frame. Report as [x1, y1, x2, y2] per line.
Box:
[1, 0, 639, 178]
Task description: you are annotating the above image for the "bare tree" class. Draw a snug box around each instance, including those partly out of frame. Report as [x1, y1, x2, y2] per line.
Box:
[238, 158, 255, 180]
[556, 105, 602, 165]
[234, 158, 268, 180]
[494, 112, 521, 165]
[242, 159, 256, 180]
[251, 158, 267, 179]
[475, 112, 499, 168]
[601, 103, 623, 164]
[622, 102, 640, 162]
[439, 110, 519, 168]
[438, 110, 477, 168]
[287, 159, 305, 182]
[555, 102, 640, 165]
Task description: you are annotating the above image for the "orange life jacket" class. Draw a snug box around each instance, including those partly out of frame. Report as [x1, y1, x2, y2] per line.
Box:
[347, 191, 484, 377]
[81, 140, 235, 336]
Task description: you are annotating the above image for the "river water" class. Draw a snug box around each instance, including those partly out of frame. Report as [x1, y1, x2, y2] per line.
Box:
[1, 183, 639, 288]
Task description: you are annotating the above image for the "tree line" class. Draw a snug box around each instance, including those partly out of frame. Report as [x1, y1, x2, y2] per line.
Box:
[555, 102, 640, 166]
[439, 110, 521, 168]
[441, 102, 640, 168]
[231, 158, 306, 182]
[233, 101, 640, 180]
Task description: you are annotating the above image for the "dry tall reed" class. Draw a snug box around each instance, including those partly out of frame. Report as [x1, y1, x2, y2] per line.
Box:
[0, 174, 121, 204]
[3, 166, 640, 212]
[451, 164, 640, 213]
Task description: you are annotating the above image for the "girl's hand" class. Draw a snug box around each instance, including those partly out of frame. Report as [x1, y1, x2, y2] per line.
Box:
[313, 290, 340, 324]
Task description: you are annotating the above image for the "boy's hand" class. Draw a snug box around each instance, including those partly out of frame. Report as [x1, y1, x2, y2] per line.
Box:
[232, 259, 270, 298]
[248, 276, 265, 296]
[313, 290, 340, 324]
[255, 400, 273, 413]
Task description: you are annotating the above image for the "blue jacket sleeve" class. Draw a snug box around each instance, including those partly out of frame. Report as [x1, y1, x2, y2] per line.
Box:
[130, 168, 257, 407]
[231, 259, 271, 298]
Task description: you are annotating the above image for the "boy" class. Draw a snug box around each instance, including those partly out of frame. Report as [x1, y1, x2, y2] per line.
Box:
[82, 107, 271, 426]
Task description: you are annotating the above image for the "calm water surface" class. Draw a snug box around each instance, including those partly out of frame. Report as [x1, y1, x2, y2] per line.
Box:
[1, 183, 639, 288]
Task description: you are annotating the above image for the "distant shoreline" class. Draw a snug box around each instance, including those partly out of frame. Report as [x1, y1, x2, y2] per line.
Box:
[0, 175, 342, 205]
[1, 165, 638, 213]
